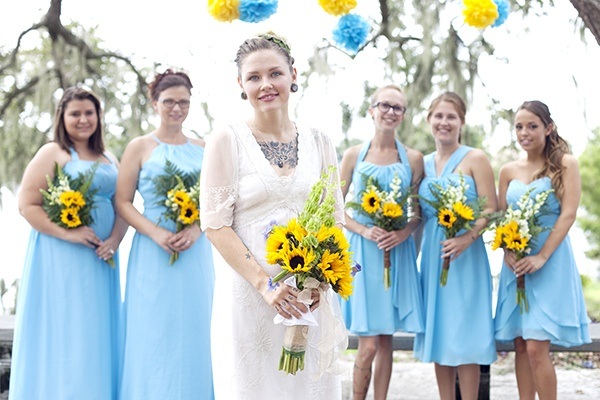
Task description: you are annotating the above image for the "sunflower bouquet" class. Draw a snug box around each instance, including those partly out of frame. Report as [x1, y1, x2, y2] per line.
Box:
[265, 165, 356, 375]
[422, 172, 485, 286]
[489, 187, 552, 313]
[40, 162, 114, 267]
[346, 173, 411, 290]
[152, 160, 200, 265]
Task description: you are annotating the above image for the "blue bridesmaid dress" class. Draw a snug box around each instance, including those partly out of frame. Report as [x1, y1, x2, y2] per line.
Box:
[9, 149, 121, 400]
[341, 139, 424, 336]
[414, 146, 496, 366]
[494, 177, 590, 346]
[119, 136, 215, 400]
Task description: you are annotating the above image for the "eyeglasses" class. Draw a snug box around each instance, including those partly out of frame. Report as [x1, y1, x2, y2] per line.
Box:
[373, 102, 406, 116]
[160, 99, 190, 109]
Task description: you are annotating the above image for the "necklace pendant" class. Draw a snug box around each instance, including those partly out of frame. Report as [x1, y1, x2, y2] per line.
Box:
[277, 161, 284, 168]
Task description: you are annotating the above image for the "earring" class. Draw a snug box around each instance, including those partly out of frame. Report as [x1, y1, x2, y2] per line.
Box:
[290, 83, 298, 93]
[241, 92, 248, 100]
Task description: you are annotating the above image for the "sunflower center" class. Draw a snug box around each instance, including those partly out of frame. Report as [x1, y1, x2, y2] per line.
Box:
[290, 255, 305, 269]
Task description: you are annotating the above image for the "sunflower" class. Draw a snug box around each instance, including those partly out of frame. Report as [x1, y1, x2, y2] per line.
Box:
[178, 202, 199, 225]
[170, 189, 190, 207]
[491, 226, 505, 251]
[438, 208, 457, 229]
[382, 202, 403, 218]
[361, 188, 381, 214]
[265, 226, 291, 264]
[453, 201, 475, 221]
[60, 207, 82, 228]
[286, 218, 307, 243]
[315, 225, 334, 243]
[59, 190, 85, 209]
[281, 246, 315, 274]
[330, 227, 351, 254]
[317, 249, 339, 284]
[333, 272, 354, 300]
[502, 221, 529, 251]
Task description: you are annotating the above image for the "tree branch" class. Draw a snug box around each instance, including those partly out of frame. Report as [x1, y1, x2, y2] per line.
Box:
[569, 0, 600, 46]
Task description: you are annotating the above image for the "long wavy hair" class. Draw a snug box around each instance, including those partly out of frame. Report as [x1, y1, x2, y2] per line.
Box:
[517, 100, 571, 201]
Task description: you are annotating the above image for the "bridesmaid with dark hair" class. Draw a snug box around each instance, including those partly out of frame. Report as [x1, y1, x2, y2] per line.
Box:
[116, 69, 215, 399]
[10, 86, 126, 400]
[494, 100, 590, 400]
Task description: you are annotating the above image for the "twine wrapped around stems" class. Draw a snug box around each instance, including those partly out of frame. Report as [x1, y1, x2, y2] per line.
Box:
[279, 325, 309, 374]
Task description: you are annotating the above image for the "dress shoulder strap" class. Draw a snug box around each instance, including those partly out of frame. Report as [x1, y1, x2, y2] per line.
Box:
[69, 147, 79, 160]
[395, 139, 411, 177]
[441, 145, 473, 176]
[354, 141, 371, 170]
[423, 152, 436, 178]
[150, 134, 162, 144]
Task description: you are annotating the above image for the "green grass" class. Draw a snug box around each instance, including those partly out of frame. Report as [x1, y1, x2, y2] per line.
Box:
[583, 278, 600, 323]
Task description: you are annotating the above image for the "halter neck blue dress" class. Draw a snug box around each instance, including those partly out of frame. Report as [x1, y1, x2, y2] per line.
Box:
[10, 148, 121, 400]
[494, 177, 590, 346]
[414, 146, 496, 366]
[119, 135, 215, 399]
[341, 139, 424, 335]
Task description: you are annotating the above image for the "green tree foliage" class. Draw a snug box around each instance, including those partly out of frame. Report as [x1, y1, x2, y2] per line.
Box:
[0, 0, 150, 198]
[578, 127, 600, 260]
[304, 0, 564, 160]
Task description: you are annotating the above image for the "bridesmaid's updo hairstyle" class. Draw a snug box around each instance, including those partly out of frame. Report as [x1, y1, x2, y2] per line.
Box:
[517, 100, 571, 201]
[234, 32, 295, 76]
[54, 86, 105, 154]
[148, 69, 193, 101]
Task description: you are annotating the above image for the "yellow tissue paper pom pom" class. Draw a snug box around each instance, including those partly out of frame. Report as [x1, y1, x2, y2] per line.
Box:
[463, 0, 499, 29]
[319, 0, 357, 17]
[208, 0, 240, 22]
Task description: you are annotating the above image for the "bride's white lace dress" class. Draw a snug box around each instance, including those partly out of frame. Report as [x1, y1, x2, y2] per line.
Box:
[201, 122, 346, 399]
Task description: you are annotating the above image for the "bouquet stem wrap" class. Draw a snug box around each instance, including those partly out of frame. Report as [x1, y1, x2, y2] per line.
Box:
[440, 257, 450, 286]
[383, 249, 391, 290]
[279, 324, 309, 375]
[516, 275, 529, 314]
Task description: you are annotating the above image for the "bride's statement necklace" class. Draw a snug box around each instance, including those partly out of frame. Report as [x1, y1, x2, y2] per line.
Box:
[252, 123, 296, 168]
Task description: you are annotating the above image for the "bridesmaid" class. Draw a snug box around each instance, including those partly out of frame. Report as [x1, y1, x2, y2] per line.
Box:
[339, 84, 425, 400]
[10, 87, 126, 400]
[116, 69, 215, 399]
[494, 100, 590, 400]
[414, 92, 497, 400]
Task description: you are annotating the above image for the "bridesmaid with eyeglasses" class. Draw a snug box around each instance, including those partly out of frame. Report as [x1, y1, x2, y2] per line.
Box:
[116, 69, 215, 399]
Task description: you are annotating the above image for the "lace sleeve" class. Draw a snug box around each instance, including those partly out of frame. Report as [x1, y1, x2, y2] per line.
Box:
[200, 127, 238, 230]
[312, 128, 346, 225]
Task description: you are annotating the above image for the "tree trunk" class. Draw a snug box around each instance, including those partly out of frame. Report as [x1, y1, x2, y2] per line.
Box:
[570, 0, 600, 46]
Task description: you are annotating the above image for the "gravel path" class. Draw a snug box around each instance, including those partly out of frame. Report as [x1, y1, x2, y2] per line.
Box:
[339, 351, 600, 399]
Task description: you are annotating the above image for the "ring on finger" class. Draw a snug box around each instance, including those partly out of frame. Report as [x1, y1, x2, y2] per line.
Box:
[109, 249, 115, 255]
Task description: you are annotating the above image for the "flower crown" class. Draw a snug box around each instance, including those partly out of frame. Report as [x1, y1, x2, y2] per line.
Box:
[259, 32, 291, 54]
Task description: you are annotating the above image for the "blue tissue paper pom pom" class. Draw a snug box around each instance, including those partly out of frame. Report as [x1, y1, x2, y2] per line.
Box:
[239, 0, 278, 23]
[333, 14, 370, 53]
[492, 0, 510, 28]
